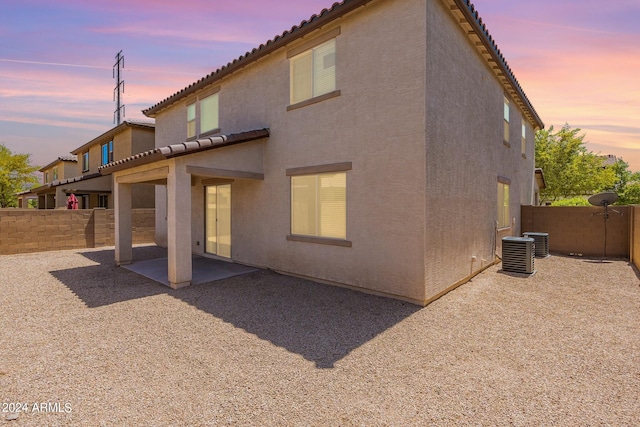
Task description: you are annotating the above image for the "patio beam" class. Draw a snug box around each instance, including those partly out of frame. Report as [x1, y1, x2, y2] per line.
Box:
[186, 165, 264, 180]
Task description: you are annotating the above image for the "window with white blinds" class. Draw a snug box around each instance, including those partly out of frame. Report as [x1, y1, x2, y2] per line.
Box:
[290, 39, 336, 105]
[521, 121, 526, 155]
[187, 103, 196, 138]
[291, 172, 346, 239]
[497, 181, 510, 228]
[503, 97, 510, 143]
[200, 93, 219, 134]
[186, 90, 219, 139]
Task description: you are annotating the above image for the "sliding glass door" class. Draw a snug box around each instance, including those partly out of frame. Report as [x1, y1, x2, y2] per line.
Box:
[205, 184, 231, 258]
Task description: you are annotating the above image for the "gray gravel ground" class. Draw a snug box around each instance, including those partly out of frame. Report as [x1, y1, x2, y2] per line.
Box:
[1, 245, 639, 426]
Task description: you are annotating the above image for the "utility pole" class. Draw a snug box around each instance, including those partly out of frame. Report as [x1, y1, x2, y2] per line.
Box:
[113, 50, 125, 124]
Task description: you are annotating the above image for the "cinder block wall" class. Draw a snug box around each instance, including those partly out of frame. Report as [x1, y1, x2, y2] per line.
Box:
[632, 206, 640, 269]
[522, 206, 630, 258]
[0, 209, 155, 255]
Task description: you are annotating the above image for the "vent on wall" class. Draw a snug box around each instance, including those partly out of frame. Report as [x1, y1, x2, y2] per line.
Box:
[523, 232, 549, 258]
[502, 237, 535, 274]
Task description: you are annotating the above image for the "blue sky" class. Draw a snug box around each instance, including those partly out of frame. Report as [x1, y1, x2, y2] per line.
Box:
[1, 0, 639, 170]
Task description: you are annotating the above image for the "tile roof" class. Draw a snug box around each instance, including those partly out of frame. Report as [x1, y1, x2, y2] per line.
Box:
[142, 0, 543, 130]
[39, 155, 79, 172]
[143, 0, 374, 117]
[70, 119, 156, 155]
[450, 0, 543, 129]
[99, 128, 270, 174]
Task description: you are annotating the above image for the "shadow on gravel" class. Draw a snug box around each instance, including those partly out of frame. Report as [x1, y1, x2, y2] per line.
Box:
[50, 247, 420, 369]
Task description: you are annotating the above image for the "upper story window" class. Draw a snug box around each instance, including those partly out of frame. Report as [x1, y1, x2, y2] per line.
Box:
[503, 97, 510, 144]
[82, 152, 89, 173]
[52, 167, 58, 181]
[187, 103, 196, 138]
[187, 89, 219, 140]
[521, 121, 526, 157]
[287, 28, 341, 110]
[44, 171, 49, 183]
[101, 140, 113, 165]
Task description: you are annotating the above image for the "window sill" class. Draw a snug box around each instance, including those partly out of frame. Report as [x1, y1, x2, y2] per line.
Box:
[287, 90, 341, 112]
[200, 128, 221, 138]
[287, 234, 352, 247]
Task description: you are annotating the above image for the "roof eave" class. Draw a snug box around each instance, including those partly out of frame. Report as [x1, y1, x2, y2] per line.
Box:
[451, 0, 544, 130]
[143, 0, 374, 118]
[99, 128, 270, 175]
[70, 121, 156, 155]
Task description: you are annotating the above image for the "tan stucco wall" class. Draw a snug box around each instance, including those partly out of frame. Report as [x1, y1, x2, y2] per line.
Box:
[422, 0, 537, 300]
[153, 0, 429, 303]
[148, 0, 540, 304]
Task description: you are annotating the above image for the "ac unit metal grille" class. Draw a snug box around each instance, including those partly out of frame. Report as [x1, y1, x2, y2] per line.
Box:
[502, 237, 535, 274]
[523, 232, 549, 258]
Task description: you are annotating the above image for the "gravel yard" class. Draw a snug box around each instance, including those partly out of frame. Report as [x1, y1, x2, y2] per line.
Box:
[1, 246, 639, 426]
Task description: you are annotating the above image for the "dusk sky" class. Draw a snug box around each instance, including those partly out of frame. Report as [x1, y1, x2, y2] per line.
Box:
[1, 0, 639, 170]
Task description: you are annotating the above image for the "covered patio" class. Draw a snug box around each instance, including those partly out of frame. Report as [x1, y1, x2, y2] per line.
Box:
[99, 129, 269, 288]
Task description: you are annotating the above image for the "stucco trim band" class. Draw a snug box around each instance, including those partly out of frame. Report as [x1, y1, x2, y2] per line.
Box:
[286, 161, 352, 176]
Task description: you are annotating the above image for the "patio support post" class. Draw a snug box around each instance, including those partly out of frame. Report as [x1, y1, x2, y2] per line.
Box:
[114, 181, 133, 265]
[167, 163, 192, 288]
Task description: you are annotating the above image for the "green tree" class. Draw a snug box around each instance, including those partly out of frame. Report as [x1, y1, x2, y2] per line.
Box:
[618, 170, 640, 205]
[0, 144, 40, 208]
[535, 124, 616, 204]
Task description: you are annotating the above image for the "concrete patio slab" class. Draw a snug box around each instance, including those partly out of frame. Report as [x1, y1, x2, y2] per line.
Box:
[122, 255, 259, 286]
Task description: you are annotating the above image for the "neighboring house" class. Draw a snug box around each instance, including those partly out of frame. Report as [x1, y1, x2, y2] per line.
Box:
[20, 155, 79, 209]
[32, 119, 156, 209]
[101, 0, 544, 305]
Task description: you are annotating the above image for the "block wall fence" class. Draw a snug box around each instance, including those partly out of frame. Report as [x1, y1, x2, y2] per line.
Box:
[0, 209, 154, 255]
[2, 206, 639, 273]
[522, 206, 640, 271]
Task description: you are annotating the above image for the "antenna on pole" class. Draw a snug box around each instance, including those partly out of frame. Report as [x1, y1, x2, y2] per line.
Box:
[113, 50, 125, 124]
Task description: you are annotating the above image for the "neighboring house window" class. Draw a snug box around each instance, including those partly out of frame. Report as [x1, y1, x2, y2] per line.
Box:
[98, 194, 108, 208]
[187, 103, 196, 138]
[44, 171, 49, 183]
[291, 171, 346, 239]
[290, 39, 336, 105]
[101, 140, 113, 165]
[187, 91, 220, 139]
[503, 97, 510, 144]
[521, 121, 526, 156]
[498, 179, 510, 229]
[82, 152, 89, 172]
[52, 167, 58, 181]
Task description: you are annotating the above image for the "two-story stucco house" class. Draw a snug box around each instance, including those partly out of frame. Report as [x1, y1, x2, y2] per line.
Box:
[32, 119, 156, 209]
[101, 0, 544, 305]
